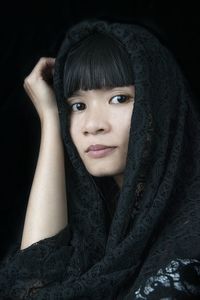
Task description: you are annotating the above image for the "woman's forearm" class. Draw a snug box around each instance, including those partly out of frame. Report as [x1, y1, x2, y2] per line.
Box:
[20, 112, 68, 250]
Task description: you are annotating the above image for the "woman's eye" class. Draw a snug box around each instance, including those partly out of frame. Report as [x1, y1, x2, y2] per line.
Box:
[70, 102, 86, 112]
[110, 95, 130, 104]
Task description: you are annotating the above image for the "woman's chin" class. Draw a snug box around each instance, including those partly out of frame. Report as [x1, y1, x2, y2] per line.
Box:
[86, 166, 124, 178]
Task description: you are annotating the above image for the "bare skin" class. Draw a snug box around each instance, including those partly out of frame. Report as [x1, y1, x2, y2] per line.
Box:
[20, 57, 68, 250]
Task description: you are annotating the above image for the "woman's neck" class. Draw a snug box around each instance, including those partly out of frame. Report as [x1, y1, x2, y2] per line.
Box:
[114, 174, 123, 189]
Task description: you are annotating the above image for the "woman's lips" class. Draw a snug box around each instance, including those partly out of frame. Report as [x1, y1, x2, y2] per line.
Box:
[86, 145, 117, 158]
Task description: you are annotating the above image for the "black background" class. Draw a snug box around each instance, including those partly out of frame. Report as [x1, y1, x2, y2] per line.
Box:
[0, 0, 200, 260]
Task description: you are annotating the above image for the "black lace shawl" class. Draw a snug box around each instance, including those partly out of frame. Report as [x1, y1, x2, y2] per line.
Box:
[0, 19, 200, 299]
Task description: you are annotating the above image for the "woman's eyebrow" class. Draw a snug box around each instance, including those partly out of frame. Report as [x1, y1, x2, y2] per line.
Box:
[66, 91, 84, 102]
[71, 91, 85, 97]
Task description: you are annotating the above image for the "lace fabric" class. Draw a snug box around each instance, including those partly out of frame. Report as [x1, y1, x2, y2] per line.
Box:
[0, 19, 200, 299]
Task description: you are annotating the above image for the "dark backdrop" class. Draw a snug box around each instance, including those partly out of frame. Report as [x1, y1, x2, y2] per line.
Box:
[0, 0, 200, 260]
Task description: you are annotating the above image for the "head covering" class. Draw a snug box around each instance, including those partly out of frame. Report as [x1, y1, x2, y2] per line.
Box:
[52, 19, 200, 299]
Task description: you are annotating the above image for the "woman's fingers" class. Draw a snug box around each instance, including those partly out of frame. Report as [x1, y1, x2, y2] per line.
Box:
[40, 58, 55, 85]
[31, 57, 55, 75]
[24, 57, 55, 85]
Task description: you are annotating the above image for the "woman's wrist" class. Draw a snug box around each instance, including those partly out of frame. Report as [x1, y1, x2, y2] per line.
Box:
[40, 108, 60, 127]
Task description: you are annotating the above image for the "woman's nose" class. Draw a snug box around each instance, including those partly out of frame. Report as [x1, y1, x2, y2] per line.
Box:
[83, 109, 111, 135]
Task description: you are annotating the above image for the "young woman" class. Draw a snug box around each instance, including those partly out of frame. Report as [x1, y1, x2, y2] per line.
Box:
[0, 18, 200, 299]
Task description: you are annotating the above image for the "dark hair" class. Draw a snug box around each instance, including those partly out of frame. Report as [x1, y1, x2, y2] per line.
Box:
[63, 32, 134, 99]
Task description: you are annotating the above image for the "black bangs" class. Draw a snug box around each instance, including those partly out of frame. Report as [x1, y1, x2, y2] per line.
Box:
[63, 32, 135, 99]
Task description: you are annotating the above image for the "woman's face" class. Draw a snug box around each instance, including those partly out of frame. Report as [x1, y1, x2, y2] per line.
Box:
[67, 85, 135, 187]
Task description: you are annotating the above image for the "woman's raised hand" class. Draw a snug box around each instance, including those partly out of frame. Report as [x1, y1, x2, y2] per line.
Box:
[24, 57, 57, 122]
